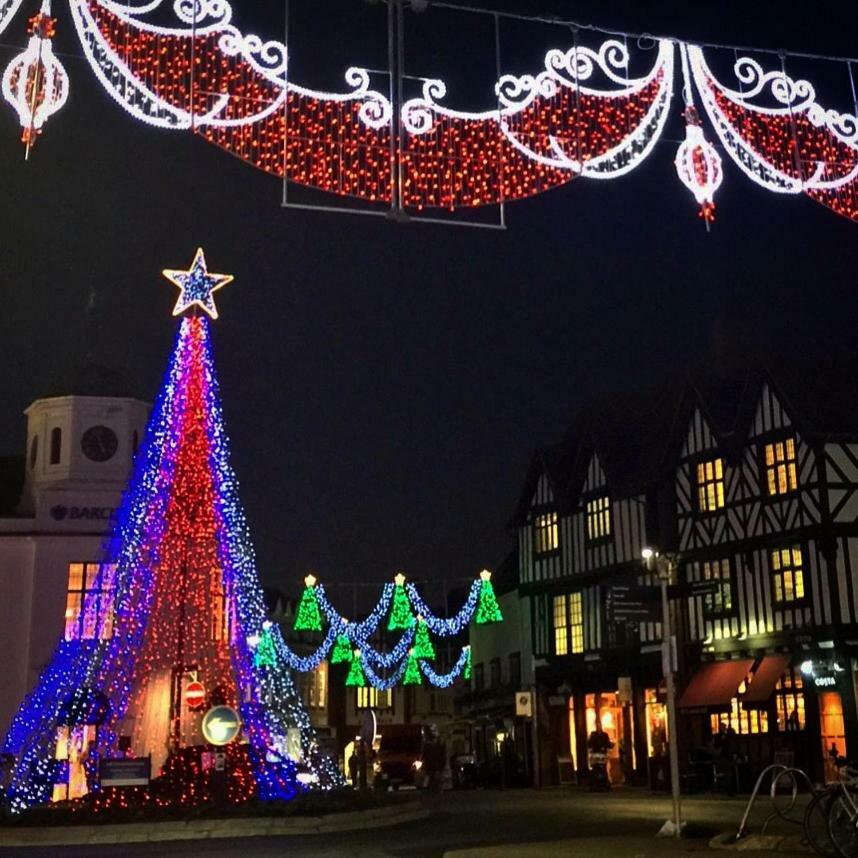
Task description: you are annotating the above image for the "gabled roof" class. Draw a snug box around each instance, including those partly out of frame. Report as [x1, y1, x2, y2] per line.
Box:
[510, 351, 858, 531]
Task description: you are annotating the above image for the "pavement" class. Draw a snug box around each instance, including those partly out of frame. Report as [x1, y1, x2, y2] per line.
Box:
[0, 787, 814, 857]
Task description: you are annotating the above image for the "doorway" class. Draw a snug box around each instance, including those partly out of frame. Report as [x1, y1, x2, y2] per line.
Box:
[585, 692, 627, 784]
[819, 692, 846, 784]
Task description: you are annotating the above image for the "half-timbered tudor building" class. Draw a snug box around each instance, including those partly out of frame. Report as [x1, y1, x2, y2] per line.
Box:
[512, 359, 858, 788]
[510, 388, 676, 788]
[673, 364, 858, 786]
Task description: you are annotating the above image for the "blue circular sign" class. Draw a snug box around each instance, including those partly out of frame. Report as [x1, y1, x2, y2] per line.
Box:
[201, 705, 241, 746]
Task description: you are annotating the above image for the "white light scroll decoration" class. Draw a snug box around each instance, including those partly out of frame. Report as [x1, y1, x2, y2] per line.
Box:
[400, 38, 675, 182]
[687, 45, 858, 198]
[0, 0, 25, 36]
[69, 0, 391, 131]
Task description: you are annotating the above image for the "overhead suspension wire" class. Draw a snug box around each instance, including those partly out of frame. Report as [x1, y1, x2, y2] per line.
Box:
[423, 0, 858, 65]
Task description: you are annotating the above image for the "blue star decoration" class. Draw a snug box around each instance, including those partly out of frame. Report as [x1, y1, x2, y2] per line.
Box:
[162, 248, 234, 320]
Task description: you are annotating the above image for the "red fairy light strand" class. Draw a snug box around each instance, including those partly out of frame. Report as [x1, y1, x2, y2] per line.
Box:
[1, 0, 856, 223]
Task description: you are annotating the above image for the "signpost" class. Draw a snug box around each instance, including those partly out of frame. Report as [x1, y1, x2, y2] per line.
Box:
[515, 690, 534, 718]
[607, 585, 661, 622]
[185, 680, 205, 711]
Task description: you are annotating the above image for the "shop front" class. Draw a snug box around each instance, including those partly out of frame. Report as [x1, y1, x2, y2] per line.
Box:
[677, 652, 858, 789]
[560, 677, 667, 786]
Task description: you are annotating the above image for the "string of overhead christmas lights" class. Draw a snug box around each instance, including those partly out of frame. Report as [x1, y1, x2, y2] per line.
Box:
[1, 0, 856, 224]
[261, 571, 498, 691]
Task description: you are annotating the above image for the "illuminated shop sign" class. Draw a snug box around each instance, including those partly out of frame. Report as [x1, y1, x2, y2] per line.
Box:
[800, 659, 844, 689]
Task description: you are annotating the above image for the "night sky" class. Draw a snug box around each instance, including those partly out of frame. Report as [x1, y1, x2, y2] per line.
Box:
[1, 1, 857, 593]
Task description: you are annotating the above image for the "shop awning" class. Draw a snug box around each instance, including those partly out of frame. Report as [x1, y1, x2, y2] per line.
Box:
[741, 655, 791, 708]
[678, 659, 754, 711]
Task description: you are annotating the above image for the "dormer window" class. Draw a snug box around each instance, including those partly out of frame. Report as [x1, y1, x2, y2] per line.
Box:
[533, 511, 559, 555]
[765, 438, 798, 496]
[50, 427, 62, 465]
[697, 458, 725, 512]
[586, 496, 610, 541]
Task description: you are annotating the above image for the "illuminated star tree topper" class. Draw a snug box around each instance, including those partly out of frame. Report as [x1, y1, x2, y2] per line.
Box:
[162, 247, 234, 319]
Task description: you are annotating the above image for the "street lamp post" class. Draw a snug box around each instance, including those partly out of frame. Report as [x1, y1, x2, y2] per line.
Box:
[643, 548, 683, 839]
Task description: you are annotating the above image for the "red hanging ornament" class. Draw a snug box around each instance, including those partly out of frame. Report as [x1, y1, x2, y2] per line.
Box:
[2, 0, 68, 157]
[675, 105, 723, 226]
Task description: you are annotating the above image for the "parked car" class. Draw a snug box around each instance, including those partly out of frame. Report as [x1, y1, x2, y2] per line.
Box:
[373, 725, 423, 789]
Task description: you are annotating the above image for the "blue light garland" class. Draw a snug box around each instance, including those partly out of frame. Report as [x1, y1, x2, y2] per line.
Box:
[406, 580, 481, 636]
[419, 646, 471, 689]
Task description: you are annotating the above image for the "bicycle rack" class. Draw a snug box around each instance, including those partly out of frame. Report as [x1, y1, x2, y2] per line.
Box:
[735, 763, 816, 841]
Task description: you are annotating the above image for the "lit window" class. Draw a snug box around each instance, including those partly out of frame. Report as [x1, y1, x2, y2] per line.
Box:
[569, 592, 584, 654]
[50, 428, 62, 465]
[772, 546, 805, 603]
[765, 439, 798, 496]
[300, 662, 328, 710]
[64, 563, 116, 641]
[702, 559, 732, 616]
[645, 688, 668, 756]
[553, 595, 568, 655]
[711, 678, 768, 735]
[775, 670, 806, 731]
[554, 593, 583, 656]
[586, 497, 611, 541]
[357, 686, 391, 710]
[534, 512, 559, 555]
[697, 458, 725, 512]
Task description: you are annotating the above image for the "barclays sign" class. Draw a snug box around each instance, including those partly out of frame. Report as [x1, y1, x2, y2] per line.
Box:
[50, 505, 117, 523]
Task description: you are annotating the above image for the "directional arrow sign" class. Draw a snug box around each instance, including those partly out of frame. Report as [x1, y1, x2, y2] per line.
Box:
[202, 705, 241, 746]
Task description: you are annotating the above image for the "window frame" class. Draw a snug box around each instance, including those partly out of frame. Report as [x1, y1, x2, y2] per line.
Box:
[356, 686, 392, 710]
[584, 495, 611, 544]
[489, 657, 502, 689]
[774, 668, 806, 732]
[509, 652, 521, 688]
[762, 436, 799, 498]
[770, 545, 807, 605]
[64, 562, 116, 641]
[532, 509, 560, 557]
[701, 557, 734, 619]
[553, 594, 568, 656]
[695, 456, 726, 514]
[50, 427, 62, 466]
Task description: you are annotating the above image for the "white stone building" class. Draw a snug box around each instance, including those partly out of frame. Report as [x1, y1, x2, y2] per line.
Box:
[0, 367, 149, 738]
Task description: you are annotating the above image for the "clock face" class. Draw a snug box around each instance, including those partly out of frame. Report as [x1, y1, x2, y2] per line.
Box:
[81, 425, 118, 463]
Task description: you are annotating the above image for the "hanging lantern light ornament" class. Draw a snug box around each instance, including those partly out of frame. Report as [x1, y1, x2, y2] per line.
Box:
[2, 0, 68, 158]
[674, 105, 723, 228]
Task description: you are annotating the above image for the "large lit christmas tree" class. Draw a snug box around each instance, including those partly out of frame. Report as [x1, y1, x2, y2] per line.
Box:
[2, 249, 342, 812]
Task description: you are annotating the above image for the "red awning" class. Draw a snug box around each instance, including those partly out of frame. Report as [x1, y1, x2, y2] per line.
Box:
[678, 659, 755, 711]
[741, 655, 791, 708]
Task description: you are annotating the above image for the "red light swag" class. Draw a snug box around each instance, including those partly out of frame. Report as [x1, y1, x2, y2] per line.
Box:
[1, 0, 857, 224]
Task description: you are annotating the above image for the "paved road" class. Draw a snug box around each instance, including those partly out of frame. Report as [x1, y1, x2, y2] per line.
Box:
[0, 788, 806, 857]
